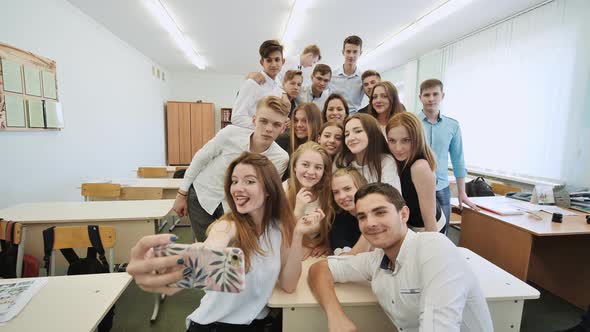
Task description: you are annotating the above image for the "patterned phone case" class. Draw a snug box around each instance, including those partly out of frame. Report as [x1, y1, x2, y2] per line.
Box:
[153, 244, 246, 293]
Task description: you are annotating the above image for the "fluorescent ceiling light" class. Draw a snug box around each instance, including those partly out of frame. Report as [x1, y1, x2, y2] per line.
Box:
[361, 0, 475, 66]
[281, 0, 314, 55]
[144, 0, 206, 69]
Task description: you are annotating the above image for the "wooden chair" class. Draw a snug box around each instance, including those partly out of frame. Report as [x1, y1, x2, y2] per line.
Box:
[46, 225, 116, 276]
[120, 187, 164, 200]
[81, 183, 121, 201]
[137, 167, 168, 178]
[491, 183, 522, 196]
[0, 220, 26, 278]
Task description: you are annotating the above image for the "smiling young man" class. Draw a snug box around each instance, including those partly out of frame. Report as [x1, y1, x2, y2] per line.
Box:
[357, 70, 381, 114]
[297, 64, 332, 111]
[418, 79, 478, 233]
[231, 40, 286, 129]
[174, 96, 290, 241]
[308, 183, 493, 332]
[330, 35, 365, 114]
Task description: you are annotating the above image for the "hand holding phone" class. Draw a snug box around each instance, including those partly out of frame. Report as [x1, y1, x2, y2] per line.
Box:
[153, 243, 246, 293]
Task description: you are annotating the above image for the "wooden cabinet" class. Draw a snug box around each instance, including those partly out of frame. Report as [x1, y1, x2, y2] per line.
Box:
[166, 101, 215, 165]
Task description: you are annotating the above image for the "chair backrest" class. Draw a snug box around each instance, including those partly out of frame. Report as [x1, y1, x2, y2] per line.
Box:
[47, 225, 116, 276]
[81, 183, 122, 200]
[0, 220, 22, 244]
[120, 187, 164, 200]
[137, 167, 168, 178]
[491, 183, 522, 196]
[51, 225, 116, 250]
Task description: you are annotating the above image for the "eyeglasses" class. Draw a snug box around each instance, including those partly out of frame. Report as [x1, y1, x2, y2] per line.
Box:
[313, 76, 330, 83]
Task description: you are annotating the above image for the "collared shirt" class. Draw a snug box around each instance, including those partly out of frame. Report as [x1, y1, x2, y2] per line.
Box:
[420, 111, 467, 191]
[296, 84, 331, 111]
[278, 55, 313, 86]
[180, 125, 289, 214]
[329, 65, 364, 113]
[328, 230, 493, 332]
[231, 71, 283, 129]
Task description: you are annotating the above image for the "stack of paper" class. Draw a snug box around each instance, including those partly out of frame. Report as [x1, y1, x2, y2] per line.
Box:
[0, 278, 48, 324]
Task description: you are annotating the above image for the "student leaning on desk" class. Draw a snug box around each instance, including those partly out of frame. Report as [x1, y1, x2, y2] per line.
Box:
[127, 152, 323, 332]
[308, 183, 493, 332]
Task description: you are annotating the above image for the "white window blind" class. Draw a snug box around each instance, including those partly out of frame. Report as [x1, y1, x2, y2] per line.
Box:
[435, 0, 589, 182]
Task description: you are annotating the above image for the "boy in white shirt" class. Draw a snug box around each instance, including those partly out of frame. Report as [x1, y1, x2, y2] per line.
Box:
[308, 183, 493, 332]
[278, 44, 321, 86]
[174, 96, 290, 241]
[231, 40, 286, 129]
[296, 64, 332, 111]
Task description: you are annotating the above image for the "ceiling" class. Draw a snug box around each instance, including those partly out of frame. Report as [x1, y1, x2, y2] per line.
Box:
[66, 0, 548, 75]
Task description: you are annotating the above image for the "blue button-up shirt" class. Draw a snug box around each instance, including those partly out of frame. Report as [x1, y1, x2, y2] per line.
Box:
[420, 111, 467, 191]
[330, 65, 364, 113]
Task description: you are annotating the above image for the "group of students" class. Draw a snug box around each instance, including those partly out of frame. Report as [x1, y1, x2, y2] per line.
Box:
[126, 36, 493, 331]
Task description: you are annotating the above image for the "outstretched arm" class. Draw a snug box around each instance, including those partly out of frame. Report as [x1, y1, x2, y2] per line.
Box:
[308, 260, 358, 332]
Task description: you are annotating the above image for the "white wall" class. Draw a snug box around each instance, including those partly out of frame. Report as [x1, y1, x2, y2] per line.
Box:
[168, 72, 244, 132]
[0, 0, 170, 208]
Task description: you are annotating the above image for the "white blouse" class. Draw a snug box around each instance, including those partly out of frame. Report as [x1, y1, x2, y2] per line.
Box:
[349, 154, 402, 193]
[186, 224, 282, 326]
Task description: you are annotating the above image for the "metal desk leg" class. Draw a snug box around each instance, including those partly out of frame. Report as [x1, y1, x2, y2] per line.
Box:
[16, 226, 27, 278]
[150, 293, 166, 322]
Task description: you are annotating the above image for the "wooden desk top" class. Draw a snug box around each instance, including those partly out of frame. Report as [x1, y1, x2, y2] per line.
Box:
[0, 273, 131, 332]
[268, 248, 539, 308]
[112, 178, 183, 189]
[452, 197, 590, 236]
[134, 166, 182, 173]
[0, 200, 174, 224]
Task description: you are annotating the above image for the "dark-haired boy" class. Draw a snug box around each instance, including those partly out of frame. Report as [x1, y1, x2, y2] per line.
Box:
[296, 64, 332, 111]
[308, 183, 493, 332]
[357, 70, 381, 114]
[231, 40, 286, 129]
[329, 35, 364, 114]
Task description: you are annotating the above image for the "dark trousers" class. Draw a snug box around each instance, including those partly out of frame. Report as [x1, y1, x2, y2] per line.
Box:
[187, 186, 224, 242]
[436, 186, 451, 235]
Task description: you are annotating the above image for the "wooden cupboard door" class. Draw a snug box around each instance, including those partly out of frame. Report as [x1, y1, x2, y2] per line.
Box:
[166, 102, 180, 165]
[178, 103, 192, 165]
[190, 103, 203, 157]
[201, 104, 215, 146]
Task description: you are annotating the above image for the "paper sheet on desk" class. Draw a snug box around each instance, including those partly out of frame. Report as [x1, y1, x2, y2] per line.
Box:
[510, 202, 577, 216]
[0, 278, 48, 324]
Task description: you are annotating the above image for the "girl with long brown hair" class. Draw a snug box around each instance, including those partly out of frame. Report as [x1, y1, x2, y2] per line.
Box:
[336, 113, 401, 191]
[284, 142, 334, 258]
[127, 152, 322, 331]
[368, 81, 404, 135]
[386, 112, 445, 232]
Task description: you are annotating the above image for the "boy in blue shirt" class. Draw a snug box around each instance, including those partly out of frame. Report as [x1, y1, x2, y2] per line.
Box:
[419, 79, 477, 233]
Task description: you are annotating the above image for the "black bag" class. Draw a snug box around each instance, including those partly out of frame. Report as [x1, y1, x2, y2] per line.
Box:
[465, 177, 495, 197]
[43, 225, 115, 332]
[0, 219, 18, 278]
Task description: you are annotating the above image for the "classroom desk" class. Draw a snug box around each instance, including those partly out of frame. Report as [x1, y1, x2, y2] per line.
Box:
[268, 248, 539, 332]
[0, 200, 174, 271]
[134, 166, 187, 178]
[455, 196, 590, 309]
[0, 272, 131, 332]
[84, 178, 183, 199]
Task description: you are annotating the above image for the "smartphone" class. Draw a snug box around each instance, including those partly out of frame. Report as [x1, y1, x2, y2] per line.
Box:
[153, 243, 246, 293]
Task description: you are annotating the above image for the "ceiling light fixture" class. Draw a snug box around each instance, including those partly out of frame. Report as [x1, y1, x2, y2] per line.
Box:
[361, 0, 476, 67]
[144, 0, 206, 69]
[281, 0, 314, 55]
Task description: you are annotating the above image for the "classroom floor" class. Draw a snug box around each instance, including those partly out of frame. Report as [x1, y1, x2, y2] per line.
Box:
[111, 226, 585, 332]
